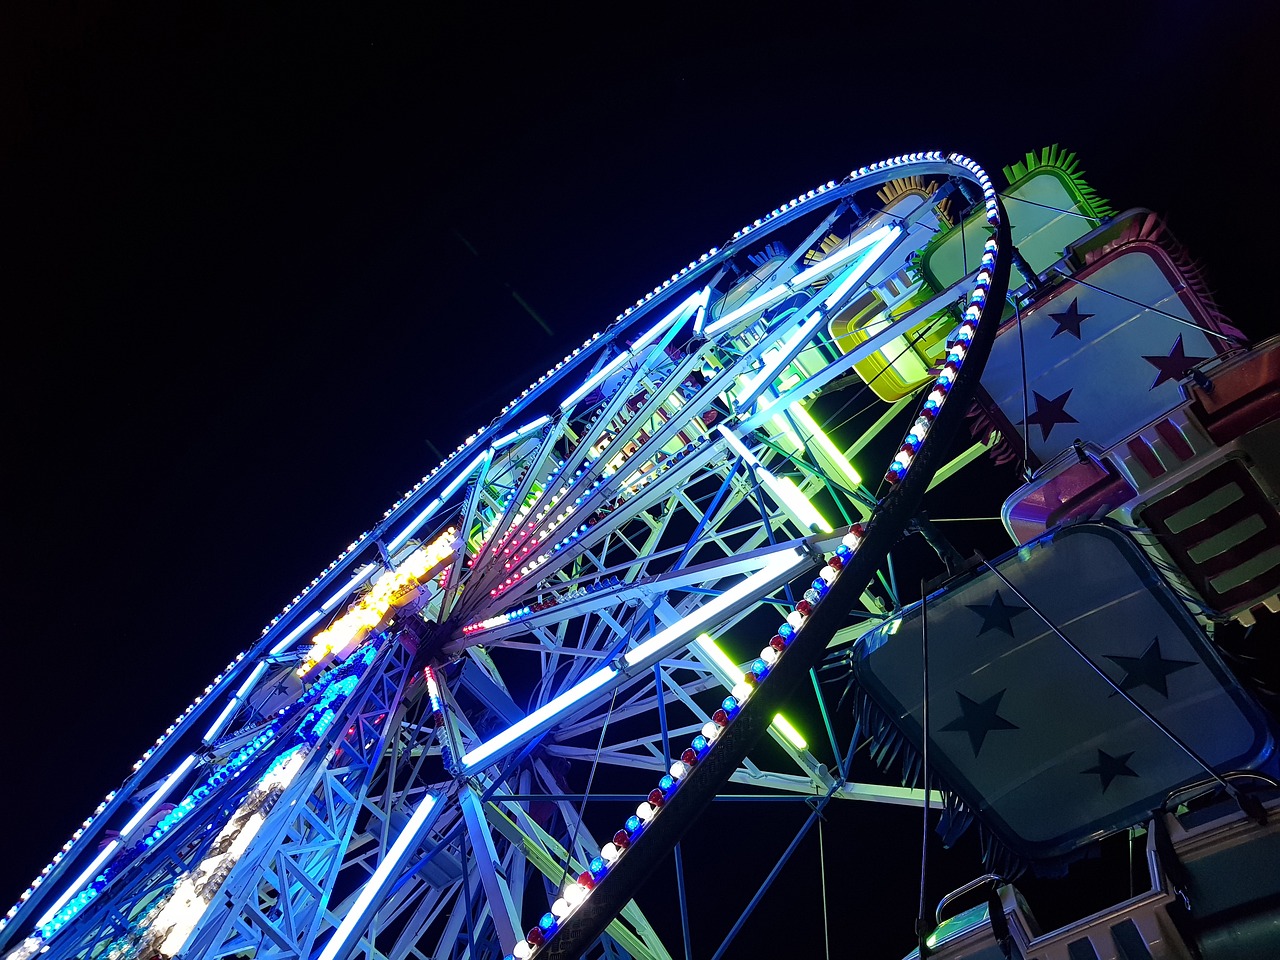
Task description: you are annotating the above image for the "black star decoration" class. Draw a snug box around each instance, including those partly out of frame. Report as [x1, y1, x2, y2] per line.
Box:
[1081, 749, 1139, 793]
[1105, 636, 1197, 698]
[1026, 388, 1079, 441]
[1048, 296, 1094, 339]
[272, 678, 290, 696]
[1142, 335, 1210, 390]
[1049, 299, 1090, 340]
[940, 689, 1019, 758]
[965, 590, 1031, 638]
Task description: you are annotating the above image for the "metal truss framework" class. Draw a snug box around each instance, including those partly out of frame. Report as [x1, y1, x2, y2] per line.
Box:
[5, 152, 1013, 960]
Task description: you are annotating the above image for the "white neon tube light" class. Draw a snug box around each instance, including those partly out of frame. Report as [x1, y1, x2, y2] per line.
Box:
[691, 301, 708, 336]
[770, 474, 833, 533]
[437, 449, 490, 503]
[316, 793, 440, 960]
[118, 754, 198, 839]
[702, 281, 791, 338]
[560, 351, 633, 410]
[623, 548, 806, 668]
[493, 415, 551, 448]
[269, 609, 322, 654]
[321, 564, 376, 612]
[461, 665, 619, 771]
[387, 498, 441, 553]
[35, 840, 121, 929]
[736, 310, 824, 403]
[821, 225, 901, 310]
[493, 429, 522, 448]
[629, 286, 710, 355]
[719, 426, 832, 532]
[759, 396, 805, 451]
[787, 223, 898, 290]
[719, 423, 762, 468]
[234, 661, 269, 700]
[201, 699, 241, 743]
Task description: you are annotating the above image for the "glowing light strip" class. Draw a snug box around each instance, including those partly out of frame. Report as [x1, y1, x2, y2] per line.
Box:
[234, 662, 269, 700]
[820, 225, 902, 309]
[34, 841, 120, 930]
[788, 403, 862, 488]
[201, 700, 240, 743]
[118, 754, 198, 839]
[702, 281, 791, 338]
[629, 286, 710, 355]
[387, 498, 441, 553]
[766, 407, 805, 451]
[691, 301, 708, 336]
[315, 793, 441, 960]
[771, 715, 807, 750]
[693, 634, 744, 683]
[787, 223, 898, 290]
[270, 610, 323, 654]
[623, 548, 806, 668]
[771, 475, 833, 533]
[494, 415, 551, 448]
[693, 636, 808, 749]
[718, 426, 833, 533]
[149, 747, 312, 958]
[300, 529, 456, 676]
[560, 351, 633, 411]
[461, 666, 619, 772]
[439, 449, 491, 502]
[320, 564, 377, 612]
[735, 310, 825, 405]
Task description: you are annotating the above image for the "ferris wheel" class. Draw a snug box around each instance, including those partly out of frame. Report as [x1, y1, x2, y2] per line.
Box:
[2, 152, 1014, 960]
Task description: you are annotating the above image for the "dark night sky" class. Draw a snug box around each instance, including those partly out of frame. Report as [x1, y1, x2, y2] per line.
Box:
[2, 3, 1277, 956]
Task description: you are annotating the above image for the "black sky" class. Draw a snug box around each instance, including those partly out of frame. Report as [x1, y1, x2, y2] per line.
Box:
[2, 3, 1277, 956]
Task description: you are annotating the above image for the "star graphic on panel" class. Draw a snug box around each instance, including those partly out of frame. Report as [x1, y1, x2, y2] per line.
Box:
[1025, 389, 1079, 442]
[940, 689, 1019, 758]
[965, 590, 1031, 637]
[1048, 296, 1094, 339]
[272, 678, 290, 696]
[1142, 335, 1210, 389]
[1081, 749, 1139, 793]
[1105, 636, 1197, 698]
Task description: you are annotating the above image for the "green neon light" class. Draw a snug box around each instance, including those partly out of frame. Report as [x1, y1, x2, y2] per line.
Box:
[772, 473, 833, 533]
[694, 633, 744, 683]
[788, 402, 862, 489]
[771, 714, 807, 750]
[695, 634, 809, 749]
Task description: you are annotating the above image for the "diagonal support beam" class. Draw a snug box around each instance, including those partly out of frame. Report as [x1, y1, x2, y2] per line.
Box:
[459, 784, 523, 952]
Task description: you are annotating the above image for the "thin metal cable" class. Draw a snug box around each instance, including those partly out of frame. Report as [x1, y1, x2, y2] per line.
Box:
[1013, 295, 1032, 479]
[819, 817, 831, 960]
[917, 577, 932, 949]
[1060, 271, 1246, 346]
[982, 557, 1240, 796]
[558, 685, 621, 892]
[999, 193, 1104, 222]
[826, 314, 948, 434]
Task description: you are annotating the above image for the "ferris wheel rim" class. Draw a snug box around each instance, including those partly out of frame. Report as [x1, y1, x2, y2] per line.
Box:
[3, 151, 1010, 960]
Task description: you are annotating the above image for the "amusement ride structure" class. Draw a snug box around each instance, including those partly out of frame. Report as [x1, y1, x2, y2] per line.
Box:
[3, 148, 1277, 960]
